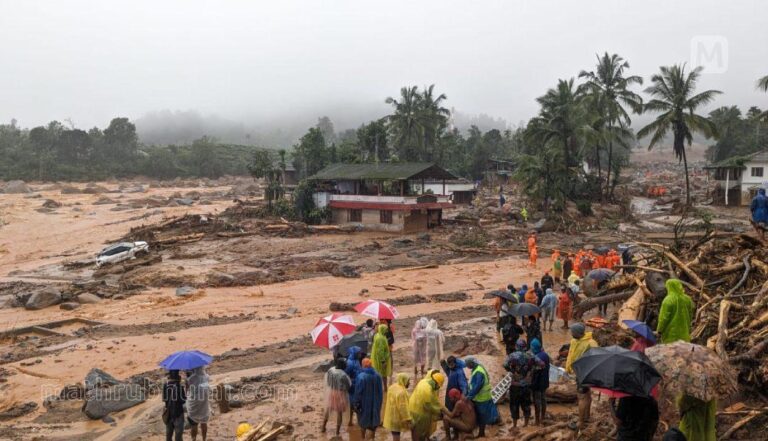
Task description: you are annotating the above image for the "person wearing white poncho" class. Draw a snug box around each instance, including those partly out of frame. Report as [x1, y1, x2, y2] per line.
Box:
[424, 319, 445, 371]
[185, 366, 212, 441]
[411, 317, 429, 377]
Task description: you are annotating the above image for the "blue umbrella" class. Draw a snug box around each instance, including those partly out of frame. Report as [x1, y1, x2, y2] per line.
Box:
[159, 350, 213, 370]
[622, 320, 657, 344]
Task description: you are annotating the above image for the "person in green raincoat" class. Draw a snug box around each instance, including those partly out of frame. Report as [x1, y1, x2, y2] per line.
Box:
[408, 371, 445, 441]
[370, 324, 392, 391]
[656, 279, 694, 344]
[678, 395, 716, 441]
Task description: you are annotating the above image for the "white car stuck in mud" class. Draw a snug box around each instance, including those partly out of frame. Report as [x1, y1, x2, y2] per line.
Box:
[96, 241, 149, 267]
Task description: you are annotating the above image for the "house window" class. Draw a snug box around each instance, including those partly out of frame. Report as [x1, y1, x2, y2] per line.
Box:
[751, 167, 764, 177]
[380, 210, 393, 224]
[349, 209, 362, 222]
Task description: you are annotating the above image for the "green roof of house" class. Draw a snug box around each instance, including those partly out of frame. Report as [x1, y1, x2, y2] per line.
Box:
[308, 163, 457, 181]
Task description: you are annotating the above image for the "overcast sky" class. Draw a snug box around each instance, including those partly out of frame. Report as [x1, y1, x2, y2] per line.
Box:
[1, 0, 766, 131]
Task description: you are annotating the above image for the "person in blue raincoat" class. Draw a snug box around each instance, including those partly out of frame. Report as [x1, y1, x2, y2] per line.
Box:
[751, 188, 768, 241]
[352, 358, 384, 439]
[345, 346, 362, 427]
[441, 356, 468, 411]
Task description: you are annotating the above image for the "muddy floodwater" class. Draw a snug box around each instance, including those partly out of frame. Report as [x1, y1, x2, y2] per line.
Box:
[0, 180, 597, 440]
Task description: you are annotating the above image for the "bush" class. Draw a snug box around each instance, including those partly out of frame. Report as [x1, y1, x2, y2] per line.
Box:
[575, 200, 593, 216]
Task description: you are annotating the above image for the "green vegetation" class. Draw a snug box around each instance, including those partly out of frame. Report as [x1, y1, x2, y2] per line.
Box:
[0, 118, 268, 181]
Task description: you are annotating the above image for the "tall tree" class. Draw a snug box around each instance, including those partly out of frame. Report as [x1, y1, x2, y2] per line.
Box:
[758, 76, 768, 122]
[292, 127, 327, 178]
[637, 64, 721, 205]
[316, 116, 336, 145]
[579, 53, 643, 199]
[385, 86, 422, 161]
[707, 106, 743, 162]
[528, 78, 592, 169]
[417, 84, 450, 161]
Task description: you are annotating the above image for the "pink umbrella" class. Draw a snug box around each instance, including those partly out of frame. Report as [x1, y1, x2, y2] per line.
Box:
[354, 300, 400, 320]
[311, 313, 356, 349]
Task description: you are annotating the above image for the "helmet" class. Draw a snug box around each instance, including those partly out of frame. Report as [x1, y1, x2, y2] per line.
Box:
[432, 372, 446, 388]
[236, 423, 253, 438]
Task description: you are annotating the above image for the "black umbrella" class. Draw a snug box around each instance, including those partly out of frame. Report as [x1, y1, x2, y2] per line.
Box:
[332, 331, 369, 359]
[595, 246, 611, 256]
[509, 303, 541, 317]
[572, 345, 661, 398]
[490, 289, 516, 302]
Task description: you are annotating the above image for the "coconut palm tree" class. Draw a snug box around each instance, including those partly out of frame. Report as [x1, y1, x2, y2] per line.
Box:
[418, 84, 450, 161]
[758, 75, 768, 92]
[758, 76, 768, 122]
[528, 78, 593, 168]
[637, 64, 721, 205]
[385, 86, 422, 161]
[579, 53, 643, 199]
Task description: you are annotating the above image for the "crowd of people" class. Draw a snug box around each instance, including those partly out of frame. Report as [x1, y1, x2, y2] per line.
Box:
[312, 243, 714, 441]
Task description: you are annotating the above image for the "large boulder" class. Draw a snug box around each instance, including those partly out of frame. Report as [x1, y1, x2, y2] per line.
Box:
[24, 287, 62, 310]
[82, 383, 146, 419]
[76, 293, 102, 304]
[84, 368, 121, 390]
[3, 180, 32, 194]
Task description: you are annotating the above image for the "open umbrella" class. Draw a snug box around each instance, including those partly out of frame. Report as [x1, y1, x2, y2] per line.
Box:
[489, 289, 516, 302]
[509, 303, 541, 317]
[572, 345, 661, 398]
[645, 341, 738, 401]
[332, 330, 369, 359]
[595, 246, 611, 255]
[622, 320, 657, 343]
[355, 300, 399, 320]
[159, 350, 213, 370]
[311, 313, 356, 349]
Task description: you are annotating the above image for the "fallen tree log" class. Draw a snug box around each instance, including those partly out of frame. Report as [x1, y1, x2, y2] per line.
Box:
[545, 383, 577, 403]
[520, 422, 569, 441]
[155, 232, 206, 244]
[573, 290, 635, 320]
[731, 338, 768, 363]
[715, 301, 732, 361]
[618, 287, 647, 324]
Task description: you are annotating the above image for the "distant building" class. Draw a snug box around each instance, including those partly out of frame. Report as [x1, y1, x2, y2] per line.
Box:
[308, 163, 457, 232]
[484, 158, 516, 186]
[705, 150, 768, 206]
[411, 179, 477, 205]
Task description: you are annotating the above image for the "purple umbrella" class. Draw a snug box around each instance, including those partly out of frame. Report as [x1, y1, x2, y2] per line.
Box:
[622, 320, 657, 343]
[159, 350, 213, 370]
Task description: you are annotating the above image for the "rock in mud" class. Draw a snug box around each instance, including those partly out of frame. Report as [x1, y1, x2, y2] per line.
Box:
[84, 368, 122, 390]
[59, 383, 85, 400]
[76, 293, 102, 304]
[206, 271, 236, 286]
[59, 302, 81, 311]
[331, 265, 360, 278]
[83, 383, 146, 419]
[121, 185, 145, 193]
[0, 401, 38, 421]
[60, 185, 81, 194]
[174, 198, 195, 206]
[82, 184, 109, 194]
[175, 286, 197, 296]
[2, 180, 32, 194]
[644, 272, 668, 299]
[392, 238, 413, 248]
[24, 287, 62, 310]
[93, 196, 117, 205]
[42, 199, 62, 208]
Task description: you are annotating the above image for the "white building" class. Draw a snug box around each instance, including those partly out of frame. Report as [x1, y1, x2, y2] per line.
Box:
[706, 150, 768, 206]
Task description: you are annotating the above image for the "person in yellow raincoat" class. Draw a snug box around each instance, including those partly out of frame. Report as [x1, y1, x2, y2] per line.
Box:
[371, 324, 392, 391]
[565, 323, 598, 429]
[656, 279, 693, 344]
[678, 394, 717, 441]
[408, 371, 445, 441]
[383, 373, 411, 441]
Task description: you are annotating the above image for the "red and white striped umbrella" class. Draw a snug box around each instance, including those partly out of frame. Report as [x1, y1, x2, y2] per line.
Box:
[355, 300, 400, 320]
[311, 313, 356, 349]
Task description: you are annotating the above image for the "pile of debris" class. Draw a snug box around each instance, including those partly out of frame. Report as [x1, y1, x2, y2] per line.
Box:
[573, 233, 768, 438]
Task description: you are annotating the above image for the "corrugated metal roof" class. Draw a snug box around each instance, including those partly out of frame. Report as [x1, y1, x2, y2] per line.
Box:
[308, 163, 457, 180]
